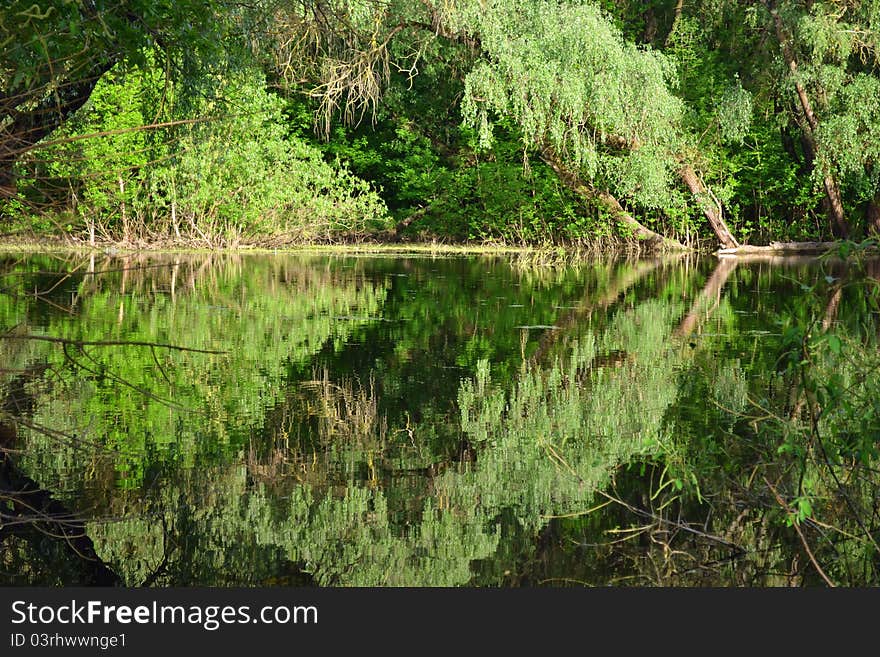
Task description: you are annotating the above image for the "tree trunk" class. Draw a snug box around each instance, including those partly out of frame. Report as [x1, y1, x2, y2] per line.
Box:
[539, 147, 687, 250]
[678, 164, 739, 249]
[665, 0, 685, 46]
[550, 135, 739, 248]
[119, 174, 129, 243]
[169, 173, 182, 239]
[595, 191, 687, 249]
[717, 240, 838, 255]
[819, 170, 848, 237]
[764, 1, 850, 238]
[867, 195, 880, 235]
[642, 7, 658, 44]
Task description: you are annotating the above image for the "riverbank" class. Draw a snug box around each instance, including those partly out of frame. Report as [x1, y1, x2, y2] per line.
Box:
[0, 232, 663, 259]
[3, 232, 875, 262]
[0, 222, 738, 258]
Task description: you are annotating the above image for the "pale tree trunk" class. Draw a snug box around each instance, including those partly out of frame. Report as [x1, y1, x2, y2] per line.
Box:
[539, 147, 687, 250]
[543, 143, 740, 250]
[79, 195, 96, 247]
[118, 174, 129, 244]
[764, 0, 850, 238]
[551, 134, 739, 248]
[171, 175, 181, 240]
[74, 190, 96, 248]
[678, 164, 739, 249]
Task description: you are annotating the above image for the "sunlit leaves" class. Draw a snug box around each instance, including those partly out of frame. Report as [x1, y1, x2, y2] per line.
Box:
[718, 80, 753, 145]
[461, 0, 683, 210]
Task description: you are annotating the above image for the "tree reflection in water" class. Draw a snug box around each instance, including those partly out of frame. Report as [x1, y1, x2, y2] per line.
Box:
[1, 250, 879, 586]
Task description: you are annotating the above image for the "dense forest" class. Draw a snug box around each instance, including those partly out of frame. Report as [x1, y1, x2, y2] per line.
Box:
[2, 0, 880, 249]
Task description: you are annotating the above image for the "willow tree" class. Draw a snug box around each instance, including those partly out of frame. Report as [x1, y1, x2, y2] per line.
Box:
[264, 0, 739, 249]
[774, 0, 880, 237]
[457, 0, 741, 249]
[651, 0, 880, 240]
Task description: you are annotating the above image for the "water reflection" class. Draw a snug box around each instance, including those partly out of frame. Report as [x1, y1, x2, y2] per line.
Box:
[1, 250, 879, 586]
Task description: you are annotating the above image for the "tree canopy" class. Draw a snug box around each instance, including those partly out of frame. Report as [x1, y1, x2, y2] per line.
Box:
[4, 0, 880, 248]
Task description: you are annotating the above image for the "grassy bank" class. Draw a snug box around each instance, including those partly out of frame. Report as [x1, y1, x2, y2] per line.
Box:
[0, 229, 683, 259]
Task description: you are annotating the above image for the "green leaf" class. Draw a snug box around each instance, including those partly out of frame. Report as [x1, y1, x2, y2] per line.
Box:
[827, 334, 841, 355]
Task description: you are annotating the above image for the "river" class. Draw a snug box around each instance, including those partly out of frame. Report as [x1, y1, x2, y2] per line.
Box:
[2, 249, 878, 586]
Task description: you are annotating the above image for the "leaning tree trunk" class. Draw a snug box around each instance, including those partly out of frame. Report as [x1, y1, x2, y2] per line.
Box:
[678, 164, 739, 249]
[763, 0, 850, 238]
[539, 147, 687, 250]
[594, 191, 689, 249]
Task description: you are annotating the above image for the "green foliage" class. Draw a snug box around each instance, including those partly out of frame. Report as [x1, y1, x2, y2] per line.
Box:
[7, 252, 880, 585]
[10, 67, 390, 243]
[720, 122, 826, 242]
[1, 0, 245, 160]
[760, 0, 880, 232]
[146, 75, 389, 243]
[5, 255, 389, 486]
[7, 0, 880, 246]
[461, 0, 684, 213]
[454, 296, 688, 532]
[18, 61, 163, 236]
[309, 98, 596, 243]
[718, 80, 753, 146]
[643, 259, 880, 584]
[818, 74, 880, 203]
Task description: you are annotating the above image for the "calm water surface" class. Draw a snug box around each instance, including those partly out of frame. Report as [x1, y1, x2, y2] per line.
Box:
[2, 250, 879, 586]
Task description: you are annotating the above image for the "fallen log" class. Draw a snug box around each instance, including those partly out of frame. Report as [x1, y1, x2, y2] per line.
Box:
[716, 241, 840, 256]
